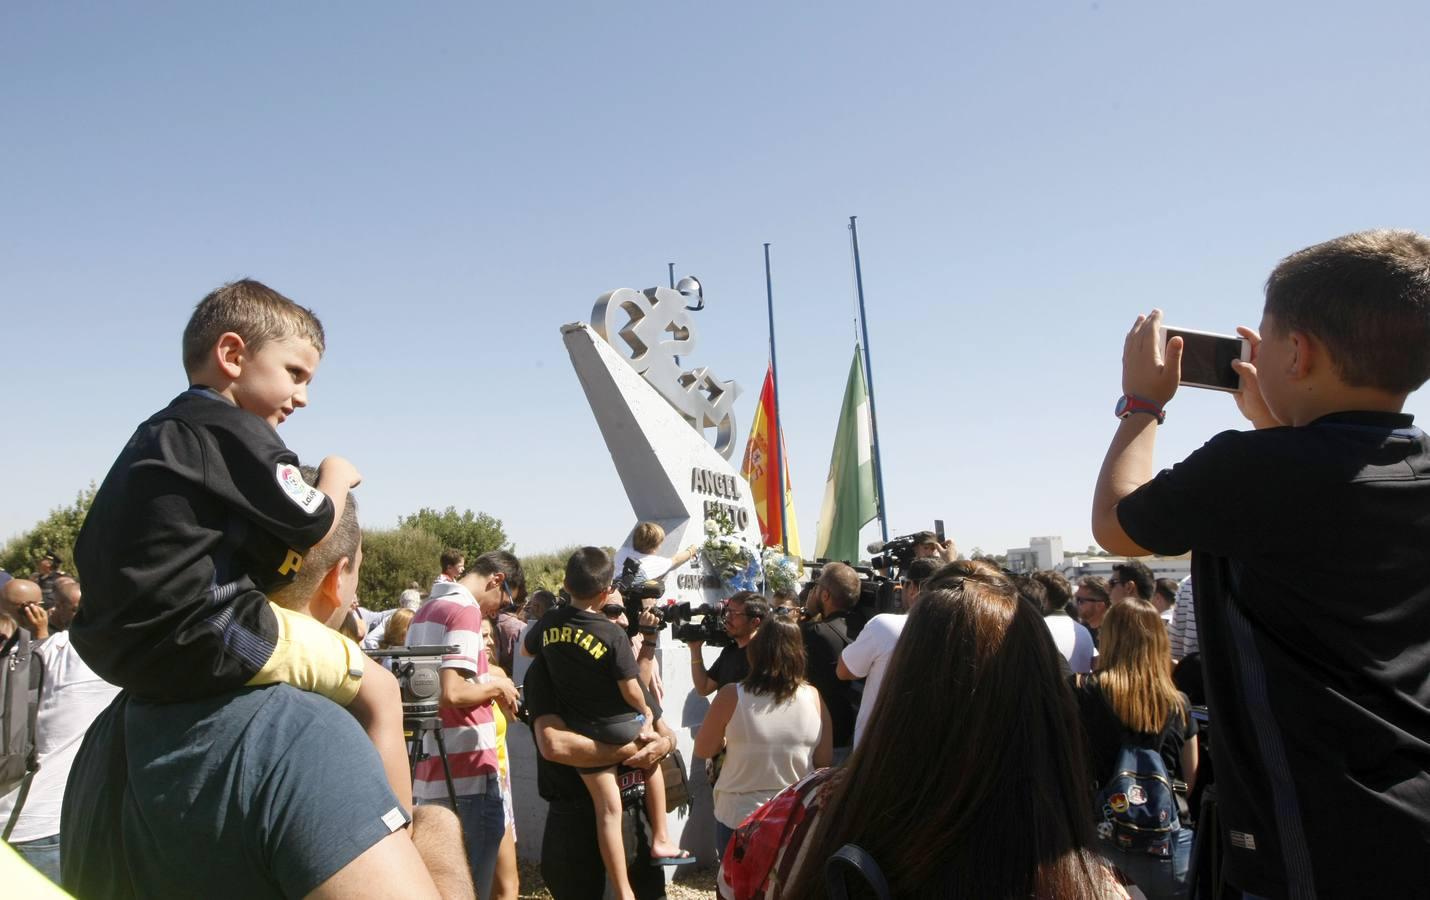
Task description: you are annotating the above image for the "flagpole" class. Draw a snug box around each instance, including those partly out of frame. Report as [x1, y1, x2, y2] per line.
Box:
[849, 216, 890, 544]
[763, 242, 789, 553]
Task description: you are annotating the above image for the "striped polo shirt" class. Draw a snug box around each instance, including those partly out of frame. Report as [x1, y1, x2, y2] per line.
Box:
[405, 582, 498, 799]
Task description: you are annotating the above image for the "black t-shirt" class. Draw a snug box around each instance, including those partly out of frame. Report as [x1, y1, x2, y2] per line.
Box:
[1118, 412, 1430, 898]
[1074, 677, 1197, 786]
[801, 611, 859, 748]
[524, 605, 640, 724]
[524, 656, 663, 804]
[72, 389, 335, 699]
[707, 641, 750, 687]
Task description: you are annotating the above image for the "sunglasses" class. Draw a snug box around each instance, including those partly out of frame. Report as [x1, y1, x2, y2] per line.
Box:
[601, 604, 625, 619]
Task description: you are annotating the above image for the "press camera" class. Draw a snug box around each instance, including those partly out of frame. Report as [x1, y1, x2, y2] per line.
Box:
[612, 556, 733, 647]
[367, 645, 456, 718]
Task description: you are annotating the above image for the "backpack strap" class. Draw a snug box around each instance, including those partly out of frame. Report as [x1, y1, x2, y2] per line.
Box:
[3, 637, 46, 841]
[826, 843, 893, 900]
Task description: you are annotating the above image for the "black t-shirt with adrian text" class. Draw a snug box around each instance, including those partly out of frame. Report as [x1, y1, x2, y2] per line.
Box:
[524, 605, 640, 724]
[525, 655, 664, 804]
[72, 389, 334, 700]
[1118, 412, 1430, 899]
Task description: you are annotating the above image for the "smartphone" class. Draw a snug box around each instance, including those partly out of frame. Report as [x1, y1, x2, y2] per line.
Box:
[934, 519, 945, 543]
[1164, 327, 1250, 392]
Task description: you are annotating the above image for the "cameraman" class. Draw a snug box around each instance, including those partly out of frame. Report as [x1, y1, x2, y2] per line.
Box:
[687, 591, 767, 697]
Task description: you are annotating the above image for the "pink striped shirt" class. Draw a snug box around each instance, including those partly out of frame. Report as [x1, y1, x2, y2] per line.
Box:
[406, 584, 499, 799]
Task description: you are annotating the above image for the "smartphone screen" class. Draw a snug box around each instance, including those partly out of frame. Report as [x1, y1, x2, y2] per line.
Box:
[1165, 327, 1246, 391]
[934, 519, 945, 543]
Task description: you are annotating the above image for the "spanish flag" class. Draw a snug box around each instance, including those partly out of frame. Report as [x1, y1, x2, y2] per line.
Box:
[741, 365, 801, 555]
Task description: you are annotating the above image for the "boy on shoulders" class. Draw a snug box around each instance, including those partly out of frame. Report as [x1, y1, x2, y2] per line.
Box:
[73, 278, 409, 811]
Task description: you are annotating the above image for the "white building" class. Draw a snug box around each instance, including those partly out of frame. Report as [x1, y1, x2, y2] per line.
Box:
[1002, 534, 1191, 583]
[1058, 555, 1191, 583]
[1005, 535, 1063, 573]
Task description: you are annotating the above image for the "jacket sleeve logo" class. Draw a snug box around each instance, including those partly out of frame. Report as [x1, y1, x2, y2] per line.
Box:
[276, 463, 326, 514]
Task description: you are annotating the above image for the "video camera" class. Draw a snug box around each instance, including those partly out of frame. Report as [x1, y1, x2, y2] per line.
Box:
[867, 536, 918, 571]
[866, 520, 947, 573]
[610, 557, 733, 646]
[366, 645, 456, 718]
[805, 561, 900, 620]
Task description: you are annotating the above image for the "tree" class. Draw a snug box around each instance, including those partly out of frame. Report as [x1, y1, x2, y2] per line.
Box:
[358, 526, 443, 611]
[0, 485, 97, 577]
[397, 507, 508, 566]
[520, 546, 584, 595]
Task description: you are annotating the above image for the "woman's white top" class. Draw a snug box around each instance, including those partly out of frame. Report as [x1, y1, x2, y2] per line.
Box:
[713, 682, 823, 828]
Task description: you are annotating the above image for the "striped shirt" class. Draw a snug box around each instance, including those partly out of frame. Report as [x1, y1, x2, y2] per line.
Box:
[1169, 575, 1199, 661]
[406, 582, 498, 799]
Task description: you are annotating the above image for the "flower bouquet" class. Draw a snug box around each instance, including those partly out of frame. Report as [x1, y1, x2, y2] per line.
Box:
[760, 548, 802, 597]
[701, 508, 760, 591]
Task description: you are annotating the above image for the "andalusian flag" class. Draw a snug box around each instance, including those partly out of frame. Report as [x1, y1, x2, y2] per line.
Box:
[814, 349, 878, 563]
[740, 365, 801, 555]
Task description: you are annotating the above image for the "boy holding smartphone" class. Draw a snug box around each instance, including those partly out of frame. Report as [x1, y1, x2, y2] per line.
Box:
[1091, 230, 1430, 899]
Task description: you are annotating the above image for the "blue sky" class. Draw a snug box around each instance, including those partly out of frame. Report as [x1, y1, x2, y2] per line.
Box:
[4, 1, 1428, 562]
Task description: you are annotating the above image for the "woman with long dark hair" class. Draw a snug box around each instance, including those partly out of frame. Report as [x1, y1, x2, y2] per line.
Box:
[1075, 596, 1198, 900]
[719, 566, 1121, 899]
[695, 615, 832, 861]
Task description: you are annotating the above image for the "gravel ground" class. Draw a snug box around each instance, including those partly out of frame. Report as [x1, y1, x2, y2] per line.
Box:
[516, 859, 717, 899]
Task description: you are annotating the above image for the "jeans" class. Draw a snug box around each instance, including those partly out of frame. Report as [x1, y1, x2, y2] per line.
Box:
[1097, 827, 1193, 900]
[424, 781, 505, 897]
[714, 821, 735, 863]
[12, 832, 62, 885]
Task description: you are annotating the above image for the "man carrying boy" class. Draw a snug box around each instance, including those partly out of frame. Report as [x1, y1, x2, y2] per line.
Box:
[72, 278, 410, 810]
[525, 548, 691, 900]
[62, 473, 473, 899]
[1092, 230, 1430, 898]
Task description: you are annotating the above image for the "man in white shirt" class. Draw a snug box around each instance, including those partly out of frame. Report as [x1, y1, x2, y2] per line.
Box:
[1, 577, 119, 885]
[836, 558, 940, 747]
[1031, 570, 1095, 674]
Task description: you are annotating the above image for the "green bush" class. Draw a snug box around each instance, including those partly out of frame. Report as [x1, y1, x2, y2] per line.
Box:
[397, 507, 508, 565]
[358, 526, 443, 610]
[1, 485, 96, 578]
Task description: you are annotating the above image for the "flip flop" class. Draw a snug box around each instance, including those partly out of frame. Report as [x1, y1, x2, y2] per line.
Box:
[650, 851, 698, 867]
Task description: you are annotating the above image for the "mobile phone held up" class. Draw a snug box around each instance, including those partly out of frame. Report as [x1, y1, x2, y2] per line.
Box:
[1163, 326, 1251, 392]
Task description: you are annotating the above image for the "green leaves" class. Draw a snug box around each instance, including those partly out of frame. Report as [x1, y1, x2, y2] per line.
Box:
[0, 484, 96, 577]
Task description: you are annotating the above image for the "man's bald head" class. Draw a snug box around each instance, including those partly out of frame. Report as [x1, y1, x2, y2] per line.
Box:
[818, 562, 861, 612]
[1, 578, 41, 617]
[50, 576, 82, 631]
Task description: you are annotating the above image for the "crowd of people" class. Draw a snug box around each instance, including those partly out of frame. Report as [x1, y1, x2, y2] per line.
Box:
[3, 227, 1430, 899]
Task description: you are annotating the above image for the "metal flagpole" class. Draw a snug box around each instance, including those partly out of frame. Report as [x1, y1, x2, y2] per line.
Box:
[764, 243, 789, 553]
[849, 216, 890, 544]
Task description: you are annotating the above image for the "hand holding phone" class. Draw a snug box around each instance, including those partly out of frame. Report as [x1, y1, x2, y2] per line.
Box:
[1230, 325, 1283, 429]
[1163, 326, 1251, 392]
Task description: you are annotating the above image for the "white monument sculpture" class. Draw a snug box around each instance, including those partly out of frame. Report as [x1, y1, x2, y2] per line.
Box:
[508, 283, 764, 868]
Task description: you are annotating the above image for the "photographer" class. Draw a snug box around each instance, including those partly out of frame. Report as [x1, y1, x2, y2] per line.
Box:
[800, 564, 862, 762]
[687, 591, 767, 697]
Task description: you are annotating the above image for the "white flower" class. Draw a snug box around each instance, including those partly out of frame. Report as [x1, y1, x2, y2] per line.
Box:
[704, 519, 720, 536]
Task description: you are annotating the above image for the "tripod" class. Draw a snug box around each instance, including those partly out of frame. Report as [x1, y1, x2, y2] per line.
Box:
[404, 712, 458, 807]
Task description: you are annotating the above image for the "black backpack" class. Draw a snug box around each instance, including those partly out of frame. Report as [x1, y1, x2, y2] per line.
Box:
[1094, 741, 1182, 856]
[1, 629, 45, 840]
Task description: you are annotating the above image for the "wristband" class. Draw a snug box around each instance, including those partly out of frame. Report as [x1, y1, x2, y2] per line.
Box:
[1114, 394, 1166, 424]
